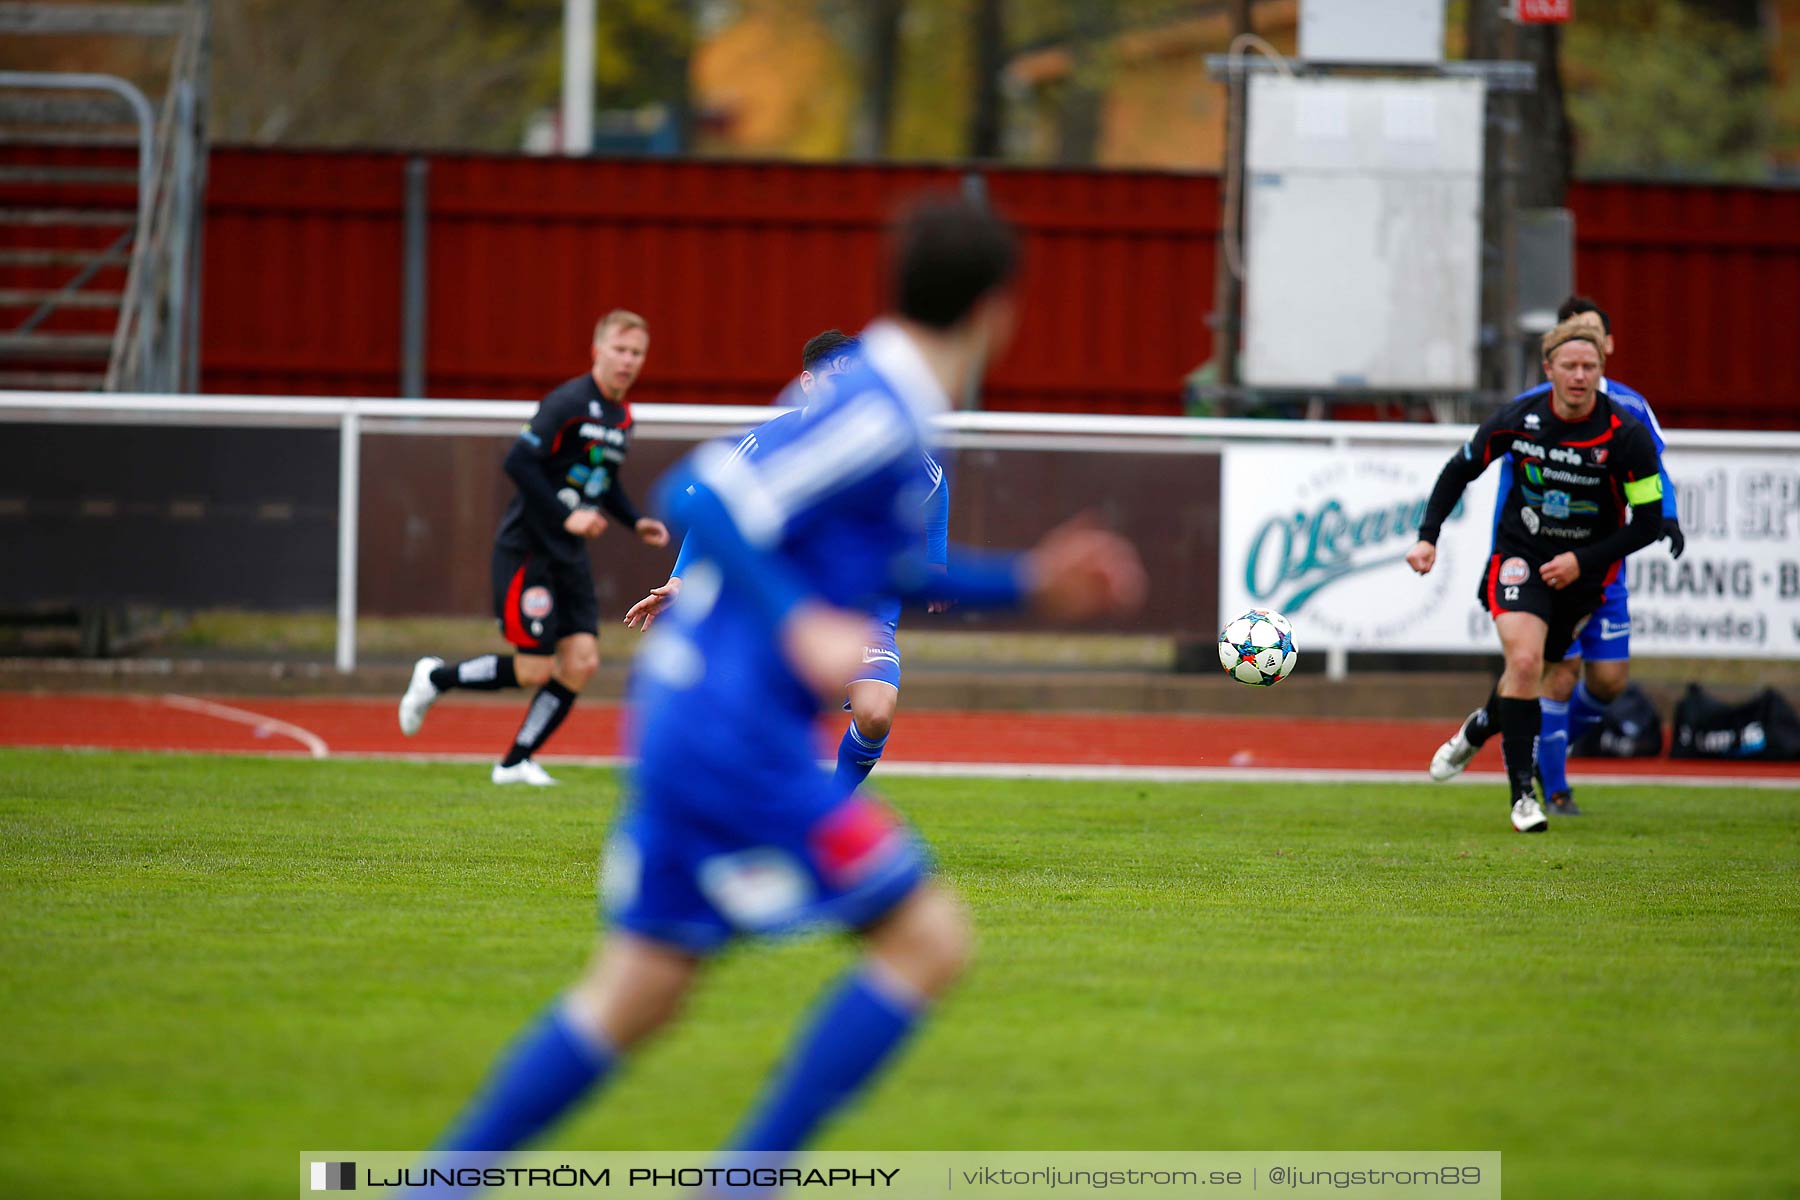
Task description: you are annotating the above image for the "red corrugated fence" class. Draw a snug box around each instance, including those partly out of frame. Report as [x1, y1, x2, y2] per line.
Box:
[8, 143, 1798, 427]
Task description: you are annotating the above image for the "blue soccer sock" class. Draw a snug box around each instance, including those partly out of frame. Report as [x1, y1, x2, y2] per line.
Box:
[833, 721, 889, 793]
[437, 1000, 614, 1154]
[1538, 697, 1571, 796]
[1568, 680, 1609, 741]
[729, 966, 922, 1153]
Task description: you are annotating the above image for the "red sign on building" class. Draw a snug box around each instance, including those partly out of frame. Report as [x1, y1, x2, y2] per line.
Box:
[1515, 0, 1572, 22]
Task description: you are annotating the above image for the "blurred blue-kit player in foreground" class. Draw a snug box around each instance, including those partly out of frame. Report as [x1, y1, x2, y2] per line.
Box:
[414, 195, 1146, 1186]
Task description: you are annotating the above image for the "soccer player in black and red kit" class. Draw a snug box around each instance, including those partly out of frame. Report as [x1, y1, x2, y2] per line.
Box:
[397, 310, 670, 785]
[1406, 320, 1666, 832]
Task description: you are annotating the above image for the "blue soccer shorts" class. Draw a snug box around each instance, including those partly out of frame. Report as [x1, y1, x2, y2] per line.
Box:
[843, 618, 900, 712]
[1567, 583, 1631, 662]
[602, 765, 929, 955]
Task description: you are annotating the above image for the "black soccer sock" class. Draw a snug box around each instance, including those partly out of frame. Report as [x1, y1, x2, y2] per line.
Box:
[501, 679, 577, 767]
[432, 654, 519, 693]
[1465, 684, 1502, 748]
[1496, 696, 1541, 802]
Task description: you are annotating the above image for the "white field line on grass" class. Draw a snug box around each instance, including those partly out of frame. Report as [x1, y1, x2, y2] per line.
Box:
[158, 694, 331, 759]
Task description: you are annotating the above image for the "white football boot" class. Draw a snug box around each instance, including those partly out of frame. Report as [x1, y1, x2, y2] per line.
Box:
[398, 656, 444, 736]
[1428, 709, 1486, 781]
[1510, 794, 1549, 834]
[492, 759, 558, 786]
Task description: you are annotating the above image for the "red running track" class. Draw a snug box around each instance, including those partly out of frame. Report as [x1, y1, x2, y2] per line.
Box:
[4, 692, 1800, 783]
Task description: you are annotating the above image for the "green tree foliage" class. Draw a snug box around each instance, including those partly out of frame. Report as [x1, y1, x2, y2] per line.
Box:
[211, 0, 691, 150]
[1563, 0, 1772, 179]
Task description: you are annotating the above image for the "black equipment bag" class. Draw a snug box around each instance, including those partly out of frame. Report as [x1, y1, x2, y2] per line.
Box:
[1569, 683, 1664, 759]
[1669, 685, 1800, 761]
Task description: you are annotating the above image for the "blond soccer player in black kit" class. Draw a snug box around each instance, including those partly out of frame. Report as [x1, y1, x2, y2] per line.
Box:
[1406, 320, 1666, 832]
[397, 310, 670, 785]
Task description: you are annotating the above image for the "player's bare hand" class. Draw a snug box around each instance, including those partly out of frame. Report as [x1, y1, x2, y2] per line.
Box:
[635, 517, 670, 547]
[1540, 552, 1581, 590]
[1025, 515, 1146, 622]
[781, 602, 876, 700]
[927, 564, 954, 613]
[1405, 541, 1436, 575]
[623, 578, 680, 631]
[564, 509, 605, 538]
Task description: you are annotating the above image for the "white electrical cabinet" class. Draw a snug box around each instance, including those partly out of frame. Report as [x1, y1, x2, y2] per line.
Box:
[1241, 75, 1485, 391]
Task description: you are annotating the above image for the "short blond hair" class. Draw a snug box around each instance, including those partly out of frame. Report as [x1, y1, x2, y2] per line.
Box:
[594, 309, 648, 343]
[1542, 319, 1605, 364]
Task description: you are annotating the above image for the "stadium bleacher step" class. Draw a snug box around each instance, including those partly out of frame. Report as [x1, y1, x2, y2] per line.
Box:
[0, 368, 106, 388]
[0, 165, 139, 186]
[0, 247, 132, 267]
[0, 289, 122, 308]
[0, 206, 136, 226]
[0, 2, 190, 36]
[0, 332, 113, 359]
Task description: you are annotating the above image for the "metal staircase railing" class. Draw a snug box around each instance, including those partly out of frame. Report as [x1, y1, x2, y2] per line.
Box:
[0, 1, 209, 393]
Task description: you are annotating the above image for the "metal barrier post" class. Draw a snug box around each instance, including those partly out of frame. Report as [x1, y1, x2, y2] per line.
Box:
[335, 405, 360, 674]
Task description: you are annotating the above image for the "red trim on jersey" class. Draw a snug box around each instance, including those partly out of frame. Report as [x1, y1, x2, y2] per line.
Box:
[1602, 559, 1622, 588]
[1562, 414, 1621, 448]
[502, 560, 531, 647]
[1486, 554, 1502, 616]
[547, 415, 586, 457]
[1482, 430, 1536, 466]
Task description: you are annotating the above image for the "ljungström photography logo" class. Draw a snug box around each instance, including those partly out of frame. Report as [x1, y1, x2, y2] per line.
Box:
[310, 1161, 356, 1191]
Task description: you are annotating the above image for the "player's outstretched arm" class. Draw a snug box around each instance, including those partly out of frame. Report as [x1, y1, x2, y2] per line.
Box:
[1020, 515, 1146, 621]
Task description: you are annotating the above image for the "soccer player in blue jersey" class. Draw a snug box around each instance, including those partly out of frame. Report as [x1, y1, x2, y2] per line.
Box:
[1428, 298, 1683, 817]
[622, 328, 952, 793]
[415, 197, 1145, 1179]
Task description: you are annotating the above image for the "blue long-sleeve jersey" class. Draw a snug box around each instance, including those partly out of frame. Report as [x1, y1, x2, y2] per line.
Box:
[669, 408, 949, 625]
[1490, 376, 1675, 600]
[632, 322, 1023, 762]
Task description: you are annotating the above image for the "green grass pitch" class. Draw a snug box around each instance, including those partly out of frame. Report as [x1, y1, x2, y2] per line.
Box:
[1, 748, 1795, 1198]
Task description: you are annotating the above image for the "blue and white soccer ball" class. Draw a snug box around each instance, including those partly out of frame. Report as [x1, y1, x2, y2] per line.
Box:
[1217, 608, 1298, 687]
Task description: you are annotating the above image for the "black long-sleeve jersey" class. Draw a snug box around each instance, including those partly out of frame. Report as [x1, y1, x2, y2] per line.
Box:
[495, 373, 642, 565]
[1419, 389, 1666, 584]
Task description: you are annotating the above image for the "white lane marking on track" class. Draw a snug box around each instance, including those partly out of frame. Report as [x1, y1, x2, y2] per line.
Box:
[159, 694, 330, 759]
[317, 752, 1800, 791]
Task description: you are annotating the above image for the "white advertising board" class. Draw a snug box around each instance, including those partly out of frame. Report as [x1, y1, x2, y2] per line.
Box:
[1220, 444, 1800, 658]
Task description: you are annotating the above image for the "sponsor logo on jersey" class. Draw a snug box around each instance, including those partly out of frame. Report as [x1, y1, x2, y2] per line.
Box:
[1591, 447, 1609, 465]
[1543, 489, 1573, 519]
[588, 400, 601, 417]
[1524, 461, 1601, 488]
[521, 586, 554, 619]
[1599, 618, 1631, 640]
[1521, 506, 1541, 534]
[578, 422, 628, 445]
[1498, 557, 1529, 586]
[1524, 413, 1541, 429]
[1512, 439, 1586, 467]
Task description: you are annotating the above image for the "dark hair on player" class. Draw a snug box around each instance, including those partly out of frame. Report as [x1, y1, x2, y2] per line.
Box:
[802, 329, 860, 369]
[1557, 295, 1611, 334]
[890, 194, 1021, 330]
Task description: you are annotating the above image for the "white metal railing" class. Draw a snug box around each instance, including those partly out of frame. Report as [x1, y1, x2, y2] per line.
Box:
[5, 390, 1799, 672]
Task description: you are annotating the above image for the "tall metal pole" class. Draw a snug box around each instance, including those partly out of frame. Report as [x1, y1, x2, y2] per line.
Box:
[1209, 0, 1252, 393]
[562, 0, 594, 155]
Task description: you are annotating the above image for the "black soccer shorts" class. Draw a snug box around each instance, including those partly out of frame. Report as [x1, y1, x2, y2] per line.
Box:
[1477, 551, 1611, 664]
[491, 542, 600, 655]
